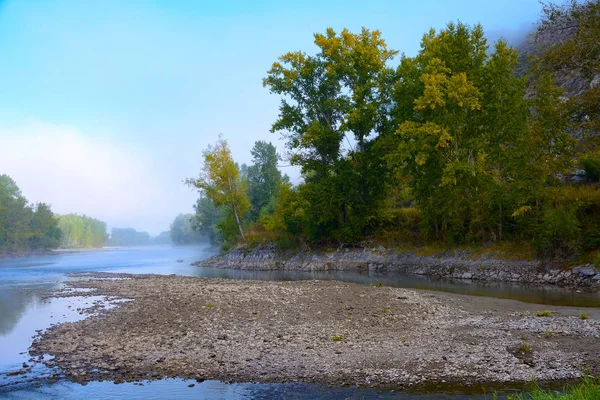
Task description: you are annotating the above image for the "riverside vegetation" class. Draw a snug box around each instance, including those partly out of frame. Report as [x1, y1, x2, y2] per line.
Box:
[187, 1, 600, 269]
[0, 174, 200, 254]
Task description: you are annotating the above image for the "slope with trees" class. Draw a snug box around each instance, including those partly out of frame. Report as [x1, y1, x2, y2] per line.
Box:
[188, 1, 600, 261]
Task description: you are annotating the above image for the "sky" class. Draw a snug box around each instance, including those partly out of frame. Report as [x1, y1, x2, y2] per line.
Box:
[0, 0, 545, 235]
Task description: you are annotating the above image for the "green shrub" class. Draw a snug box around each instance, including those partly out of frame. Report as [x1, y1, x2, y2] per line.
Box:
[581, 153, 600, 181]
[536, 205, 581, 259]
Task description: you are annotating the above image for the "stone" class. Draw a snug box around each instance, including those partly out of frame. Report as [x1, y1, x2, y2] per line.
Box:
[578, 266, 596, 277]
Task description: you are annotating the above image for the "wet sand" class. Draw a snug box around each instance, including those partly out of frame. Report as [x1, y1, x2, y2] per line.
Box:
[26, 273, 600, 388]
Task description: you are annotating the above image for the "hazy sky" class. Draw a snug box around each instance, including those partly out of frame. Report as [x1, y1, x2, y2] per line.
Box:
[0, 0, 543, 235]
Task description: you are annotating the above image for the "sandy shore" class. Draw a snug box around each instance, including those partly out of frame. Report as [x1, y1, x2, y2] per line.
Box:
[27, 273, 600, 388]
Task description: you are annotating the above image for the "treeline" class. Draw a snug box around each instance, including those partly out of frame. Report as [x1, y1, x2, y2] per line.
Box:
[57, 214, 108, 248]
[189, 1, 600, 259]
[170, 214, 205, 245]
[106, 228, 169, 246]
[0, 175, 62, 253]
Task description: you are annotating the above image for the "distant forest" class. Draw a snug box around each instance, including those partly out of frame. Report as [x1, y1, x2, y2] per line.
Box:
[0, 174, 201, 253]
[0, 174, 61, 254]
[188, 1, 600, 261]
[107, 228, 171, 247]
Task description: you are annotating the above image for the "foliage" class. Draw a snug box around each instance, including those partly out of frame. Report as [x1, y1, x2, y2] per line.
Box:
[580, 152, 600, 181]
[536, 0, 600, 152]
[534, 310, 553, 317]
[187, 137, 250, 241]
[509, 377, 600, 400]
[535, 205, 580, 259]
[0, 175, 61, 252]
[57, 214, 107, 248]
[191, 196, 226, 245]
[247, 141, 282, 221]
[169, 214, 205, 245]
[191, 12, 600, 261]
[264, 27, 397, 241]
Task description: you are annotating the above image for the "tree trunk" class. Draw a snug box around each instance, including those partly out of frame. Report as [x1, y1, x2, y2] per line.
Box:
[498, 203, 503, 241]
[232, 205, 245, 240]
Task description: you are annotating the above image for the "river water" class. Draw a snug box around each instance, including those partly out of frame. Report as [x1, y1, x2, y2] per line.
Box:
[1, 245, 597, 399]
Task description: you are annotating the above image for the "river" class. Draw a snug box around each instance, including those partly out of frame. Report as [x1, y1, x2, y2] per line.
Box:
[1, 245, 597, 399]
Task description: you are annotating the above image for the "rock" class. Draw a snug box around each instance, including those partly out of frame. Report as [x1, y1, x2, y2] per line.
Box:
[593, 273, 600, 281]
[578, 266, 596, 277]
[188, 383, 195, 388]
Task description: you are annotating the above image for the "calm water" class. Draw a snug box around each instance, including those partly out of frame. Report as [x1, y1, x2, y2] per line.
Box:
[0, 245, 594, 399]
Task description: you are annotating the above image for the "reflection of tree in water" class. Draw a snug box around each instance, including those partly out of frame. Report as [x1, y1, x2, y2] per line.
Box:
[0, 286, 43, 336]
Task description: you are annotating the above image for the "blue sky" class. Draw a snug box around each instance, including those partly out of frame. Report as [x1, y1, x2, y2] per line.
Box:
[0, 0, 544, 234]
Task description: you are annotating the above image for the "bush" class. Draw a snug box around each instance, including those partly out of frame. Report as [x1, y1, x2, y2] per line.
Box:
[535, 205, 581, 259]
[581, 153, 600, 181]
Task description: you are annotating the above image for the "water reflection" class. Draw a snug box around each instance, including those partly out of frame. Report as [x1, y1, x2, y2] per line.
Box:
[0, 285, 42, 336]
[185, 267, 600, 307]
[0, 378, 506, 399]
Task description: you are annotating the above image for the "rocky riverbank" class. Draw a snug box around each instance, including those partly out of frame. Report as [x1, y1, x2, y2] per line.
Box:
[0, 249, 56, 259]
[194, 244, 600, 289]
[24, 273, 600, 388]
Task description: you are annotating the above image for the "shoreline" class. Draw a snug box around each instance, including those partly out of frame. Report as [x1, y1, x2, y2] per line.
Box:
[24, 273, 600, 389]
[0, 249, 57, 259]
[194, 244, 600, 290]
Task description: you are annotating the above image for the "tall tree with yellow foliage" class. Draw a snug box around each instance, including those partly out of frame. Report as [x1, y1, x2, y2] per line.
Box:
[187, 138, 249, 240]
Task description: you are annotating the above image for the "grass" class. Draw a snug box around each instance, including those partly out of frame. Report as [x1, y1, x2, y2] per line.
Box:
[543, 330, 555, 338]
[579, 312, 589, 320]
[205, 303, 214, 309]
[509, 377, 600, 399]
[534, 310, 553, 317]
[330, 334, 344, 342]
[519, 342, 532, 354]
[380, 307, 391, 313]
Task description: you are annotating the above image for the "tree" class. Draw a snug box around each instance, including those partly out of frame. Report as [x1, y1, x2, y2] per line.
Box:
[0, 175, 62, 252]
[247, 141, 282, 220]
[536, 0, 600, 151]
[28, 203, 62, 250]
[187, 137, 250, 240]
[0, 175, 30, 251]
[169, 214, 204, 245]
[389, 23, 488, 241]
[264, 27, 397, 240]
[57, 214, 107, 248]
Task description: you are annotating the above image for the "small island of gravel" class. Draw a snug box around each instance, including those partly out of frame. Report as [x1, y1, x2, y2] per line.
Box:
[27, 273, 600, 389]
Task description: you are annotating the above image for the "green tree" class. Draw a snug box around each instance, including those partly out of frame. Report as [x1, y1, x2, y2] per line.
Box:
[536, 0, 600, 151]
[28, 203, 62, 250]
[247, 141, 282, 220]
[169, 214, 205, 245]
[187, 137, 250, 240]
[264, 27, 397, 240]
[0, 175, 31, 251]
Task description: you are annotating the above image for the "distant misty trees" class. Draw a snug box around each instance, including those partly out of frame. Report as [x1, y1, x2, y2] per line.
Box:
[107, 228, 172, 246]
[57, 214, 108, 248]
[0, 174, 62, 253]
[170, 214, 205, 245]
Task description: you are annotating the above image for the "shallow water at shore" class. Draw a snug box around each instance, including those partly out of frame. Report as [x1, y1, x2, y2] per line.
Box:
[0, 245, 596, 398]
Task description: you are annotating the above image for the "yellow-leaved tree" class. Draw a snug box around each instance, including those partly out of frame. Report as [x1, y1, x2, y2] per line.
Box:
[187, 137, 249, 240]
